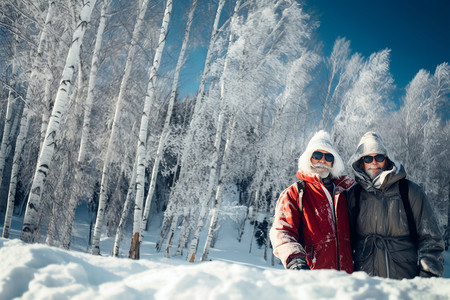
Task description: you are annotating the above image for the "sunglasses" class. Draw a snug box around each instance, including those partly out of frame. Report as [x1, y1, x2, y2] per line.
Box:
[311, 151, 334, 162]
[362, 154, 386, 163]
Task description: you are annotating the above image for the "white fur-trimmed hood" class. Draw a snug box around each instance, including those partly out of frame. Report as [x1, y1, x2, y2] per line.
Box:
[298, 130, 345, 178]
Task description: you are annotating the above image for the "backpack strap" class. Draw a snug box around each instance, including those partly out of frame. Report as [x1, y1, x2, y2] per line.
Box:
[399, 178, 419, 245]
[296, 180, 305, 245]
[354, 178, 418, 245]
[296, 180, 305, 213]
[354, 184, 362, 217]
[350, 184, 362, 248]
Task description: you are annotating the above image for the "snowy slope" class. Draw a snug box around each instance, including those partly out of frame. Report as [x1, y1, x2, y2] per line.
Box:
[1, 237, 450, 300]
[1, 204, 449, 300]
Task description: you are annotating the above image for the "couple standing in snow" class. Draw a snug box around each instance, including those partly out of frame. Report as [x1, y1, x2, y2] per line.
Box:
[269, 130, 444, 279]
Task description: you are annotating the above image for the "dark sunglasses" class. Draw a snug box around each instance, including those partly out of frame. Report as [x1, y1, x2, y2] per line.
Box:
[311, 151, 334, 162]
[363, 154, 386, 163]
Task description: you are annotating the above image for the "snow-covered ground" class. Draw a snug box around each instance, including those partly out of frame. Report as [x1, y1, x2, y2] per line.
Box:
[1, 204, 450, 300]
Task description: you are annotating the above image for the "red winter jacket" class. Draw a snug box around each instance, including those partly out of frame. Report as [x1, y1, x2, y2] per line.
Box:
[270, 171, 354, 273]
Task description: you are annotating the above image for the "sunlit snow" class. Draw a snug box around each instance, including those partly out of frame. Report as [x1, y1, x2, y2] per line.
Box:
[1, 207, 449, 300]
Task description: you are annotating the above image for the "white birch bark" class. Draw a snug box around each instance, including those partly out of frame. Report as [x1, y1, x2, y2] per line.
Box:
[141, 0, 194, 236]
[175, 207, 190, 256]
[61, 183, 79, 250]
[0, 30, 18, 179]
[0, 89, 16, 183]
[2, 109, 30, 239]
[78, 0, 112, 163]
[191, 0, 225, 115]
[201, 117, 236, 261]
[155, 214, 172, 252]
[3, 0, 56, 239]
[171, 0, 225, 190]
[134, 0, 172, 240]
[188, 0, 241, 262]
[91, 0, 152, 255]
[164, 214, 179, 258]
[265, 190, 277, 261]
[21, 0, 97, 243]
[39, 75, 53, 148]
[112, 157, 137, 257]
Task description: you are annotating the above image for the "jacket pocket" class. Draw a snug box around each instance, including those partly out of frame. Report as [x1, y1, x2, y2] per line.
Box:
[388, 239, 418, 278]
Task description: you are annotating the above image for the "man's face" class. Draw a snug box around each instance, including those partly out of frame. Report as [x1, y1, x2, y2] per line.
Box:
[362, 153, 387, 179]
[310, 149, 333, 178]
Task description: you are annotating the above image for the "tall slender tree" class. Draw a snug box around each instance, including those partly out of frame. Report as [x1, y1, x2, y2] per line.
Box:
[130, 0, 172, 259]
[91, 0, 152, 255]
[78, 0, 112, 163]
[21, 0, 98, 243]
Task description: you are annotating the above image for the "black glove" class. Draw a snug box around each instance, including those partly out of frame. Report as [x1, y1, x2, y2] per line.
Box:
[286, 256, 310, 270]
[419, 270, 437, 278]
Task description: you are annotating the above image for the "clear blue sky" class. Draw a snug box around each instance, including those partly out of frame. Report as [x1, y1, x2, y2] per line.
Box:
[304, 0, 450, 89]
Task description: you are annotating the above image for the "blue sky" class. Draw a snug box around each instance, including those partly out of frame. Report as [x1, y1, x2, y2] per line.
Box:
[305, 0, 450, 90]
[175, 0, 450, 104]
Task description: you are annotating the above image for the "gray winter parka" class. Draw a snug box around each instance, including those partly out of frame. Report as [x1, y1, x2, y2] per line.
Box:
[347, 160, 444, 279]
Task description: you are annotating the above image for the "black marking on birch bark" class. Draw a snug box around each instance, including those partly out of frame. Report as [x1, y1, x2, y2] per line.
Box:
[31, 186, 41, 196]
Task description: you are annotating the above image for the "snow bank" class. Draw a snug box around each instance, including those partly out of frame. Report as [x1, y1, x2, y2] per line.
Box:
[1, 238, 449, 300]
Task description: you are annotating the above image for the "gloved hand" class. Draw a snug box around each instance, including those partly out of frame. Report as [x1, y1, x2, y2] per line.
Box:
[419, 270, 437, 278]
[286, 256, 310, 270]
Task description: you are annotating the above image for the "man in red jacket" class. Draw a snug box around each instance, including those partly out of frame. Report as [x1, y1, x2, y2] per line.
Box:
[270, 130, 354, 273]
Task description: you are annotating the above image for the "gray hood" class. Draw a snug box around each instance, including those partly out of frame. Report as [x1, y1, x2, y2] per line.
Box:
[351, 132, 406, 191]
[352, 159, 406, 192]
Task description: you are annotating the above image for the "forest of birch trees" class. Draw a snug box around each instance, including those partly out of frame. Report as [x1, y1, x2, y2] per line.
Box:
[0, 0, 449, 261]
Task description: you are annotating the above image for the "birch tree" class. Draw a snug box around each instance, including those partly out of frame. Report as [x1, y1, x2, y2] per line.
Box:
[319, 37, 351, 130]
[332, 49, 394, 161]
[201, 116, 236, 261]
[21, 0, 97, 243]
[186, 0, 239, 262]
[78, 0, 112, 163]
[91, 0, 152, 255]
[133, 0, 173, 248]
[0, 73, 17, 188]
[112, 158, 137, 257]
[2, 0, 56, 239]
[149, 0, 198, 255]
[160, 0, 225, 259]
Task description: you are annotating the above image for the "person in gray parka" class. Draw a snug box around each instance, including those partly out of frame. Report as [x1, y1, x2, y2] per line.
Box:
[347, 132, 444, 279]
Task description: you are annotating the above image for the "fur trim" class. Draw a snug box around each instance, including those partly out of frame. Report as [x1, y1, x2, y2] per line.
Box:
[298, 130, 345, 178]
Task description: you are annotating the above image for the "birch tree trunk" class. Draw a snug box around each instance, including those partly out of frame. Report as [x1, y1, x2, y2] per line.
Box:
[175, 207, 190, 256]
[78, 0, 112, 163]
[91, 0, 151, 255]
[188, 0, 241, 262]
[2, 109, 29, 238]
[265, 190, 277, 261]
[155, 103, 191, 251]
[201, 117, 236, 261]
[191, 0, 225, 115]
[3, 0, 56, 239]
[0, 28, 18, 178]
[0, 88, 16, 183]
[170, 0, 225, 190]
[130, 0, 172, 258]
[141, 0, 195, 235]
[164, 214, 179, 258]
[39, 75, 54, 148]
[112, 157, 137, 257]
[21, 0, 97, 243]
[61, 177, 80, 250]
